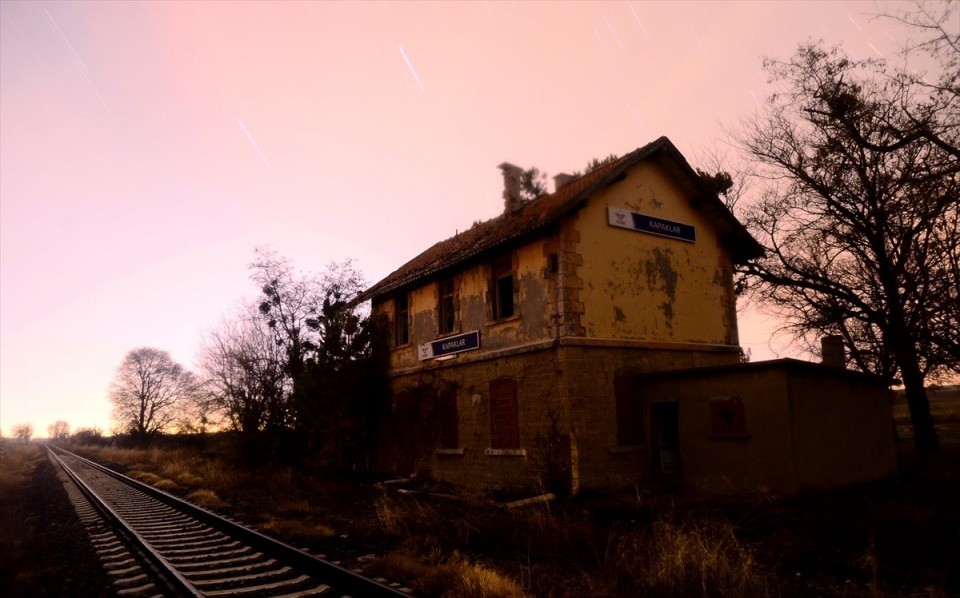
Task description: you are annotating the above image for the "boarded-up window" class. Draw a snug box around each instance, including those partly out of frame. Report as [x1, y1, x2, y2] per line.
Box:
[710, 395, 747, 436]
[614, 372, 645, 445]
[489, 378, 519, 449]
[439, 385, 459, 449]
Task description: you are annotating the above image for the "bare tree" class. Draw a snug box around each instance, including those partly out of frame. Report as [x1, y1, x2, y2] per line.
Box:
[12, 423, 33, 444]
[249, 248, 386, 466]
[199, 303, 289, 434]
[737, 33, 959, 451]
[109, 348, 199, 442]
[250, 247, 367, 379]
[250, 247, 323, 380]
[47, 420, 70, 444]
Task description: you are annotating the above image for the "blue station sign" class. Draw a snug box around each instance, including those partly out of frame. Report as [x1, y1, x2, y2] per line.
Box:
[608, 206, 696, 243]
[418, 330, 480, 361]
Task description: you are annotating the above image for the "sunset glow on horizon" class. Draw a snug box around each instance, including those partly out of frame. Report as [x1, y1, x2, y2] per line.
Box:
[0, 1, 936, 437]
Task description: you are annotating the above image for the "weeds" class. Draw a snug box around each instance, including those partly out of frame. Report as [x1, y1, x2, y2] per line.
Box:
[186, 489, 229, 509]
[63, 437, 960, 597]
[368, 551, 523, 598]
[603, 518, 771, 596]
[256, 516, 334, 539]
[375, 492, 405, 536]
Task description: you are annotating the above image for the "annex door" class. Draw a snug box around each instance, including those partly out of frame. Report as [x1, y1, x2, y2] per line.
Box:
[651, 401, 681, 476]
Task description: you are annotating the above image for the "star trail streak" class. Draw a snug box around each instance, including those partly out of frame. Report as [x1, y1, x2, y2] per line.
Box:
[398, 45, 425, 91]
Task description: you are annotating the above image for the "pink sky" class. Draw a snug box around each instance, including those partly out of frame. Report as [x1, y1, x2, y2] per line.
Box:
[0, 1, 929, 437]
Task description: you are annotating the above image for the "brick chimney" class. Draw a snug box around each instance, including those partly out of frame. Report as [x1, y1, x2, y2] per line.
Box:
[499, 162, 523, 214]
[821, 335, 845, 368]
[553, 173, 576, 191]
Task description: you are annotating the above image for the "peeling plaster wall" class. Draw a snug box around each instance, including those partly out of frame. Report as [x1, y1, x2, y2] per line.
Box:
[374, 234, 559, 371]
[576, 162, 737, 345]
[369, 157, 750, 493]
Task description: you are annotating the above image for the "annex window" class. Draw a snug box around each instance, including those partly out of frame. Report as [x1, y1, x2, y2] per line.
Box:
[491, 255, 515, 320]
[438, 277, 456, 334]
[439, 385, 459, 449]
[710, 396, 747, 437]
[489, 377, 520, 449]
[394, 292, 409, 346]
[614, 372, 645, 446]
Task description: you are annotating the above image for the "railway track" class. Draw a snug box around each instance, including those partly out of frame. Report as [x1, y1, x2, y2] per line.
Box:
[48, 446, 411, 597]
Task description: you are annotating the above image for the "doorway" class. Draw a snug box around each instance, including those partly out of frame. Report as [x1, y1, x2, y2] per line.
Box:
[651, 401, 681, 476]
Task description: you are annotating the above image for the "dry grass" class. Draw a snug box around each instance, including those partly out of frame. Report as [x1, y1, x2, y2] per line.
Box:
[186, 488, 229, 509]
[127, 469, 162, 485]
[368, 552, 523, 598]
[0, 443, 42, 591]
[457, 559, 525, 598]
[366, 489, 772, 596]
[375, 492, 405, 536]
[0, 441, 32, 489]
[256, 516, 335, 539]
[603, 519, 771, 596]
[65, 436, 960, 597]
[153, 478, 182, 491]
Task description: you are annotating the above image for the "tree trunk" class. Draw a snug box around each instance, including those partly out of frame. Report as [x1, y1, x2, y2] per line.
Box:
[890, 322, 939, 451]
[900, 362, 939, 452]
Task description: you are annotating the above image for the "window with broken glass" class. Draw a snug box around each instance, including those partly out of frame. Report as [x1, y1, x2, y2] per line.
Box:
[394, 292, 409, 346]
[491, 255, 515, 320]
[438, 276, 456, 335]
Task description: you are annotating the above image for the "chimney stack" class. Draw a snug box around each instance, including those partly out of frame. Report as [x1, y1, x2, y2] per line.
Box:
[499, 162, 523, 214]
[821, 335, 845, 368]
[553, 173, 576, 191]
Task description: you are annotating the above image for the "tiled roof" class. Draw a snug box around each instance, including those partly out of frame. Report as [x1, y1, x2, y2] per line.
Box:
[362, 136, 762, 301]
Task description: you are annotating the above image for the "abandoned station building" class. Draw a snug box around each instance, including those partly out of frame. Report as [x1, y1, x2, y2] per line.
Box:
[363, 137, 897, 496]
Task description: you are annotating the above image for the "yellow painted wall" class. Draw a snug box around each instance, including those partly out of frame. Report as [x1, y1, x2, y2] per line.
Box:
[373, 158, 741, 374]
[575, 162, 737, 345]
[788, 370, 897, 490]
[656, 370, 798, 494]
[637, 362, 897, 495]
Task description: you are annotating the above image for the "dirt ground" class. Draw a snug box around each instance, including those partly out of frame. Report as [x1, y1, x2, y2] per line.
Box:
[0, 443, 113, 597]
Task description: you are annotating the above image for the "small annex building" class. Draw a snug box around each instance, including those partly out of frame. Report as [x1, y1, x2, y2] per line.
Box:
[362, 137, 897, 495]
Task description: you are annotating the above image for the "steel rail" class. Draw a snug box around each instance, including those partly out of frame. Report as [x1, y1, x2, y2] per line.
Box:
[48, 446, 203, 596]
[50, 445, 410, 597]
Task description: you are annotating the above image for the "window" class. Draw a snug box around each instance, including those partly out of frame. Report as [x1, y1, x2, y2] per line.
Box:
[710, 396, 747, 437]
[394, 292, 409, 346]
[438, 277, 456, 334]
[614, 372, 645, 445]
[439, 385, 459, 449]
[489, 377, 520, 449]
[492, 255, 515, 320]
